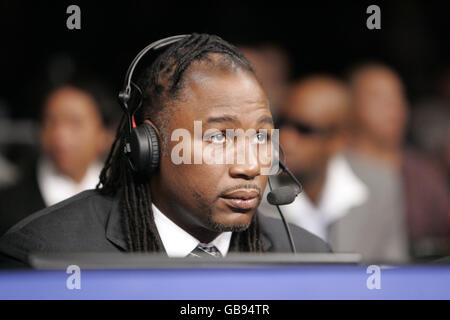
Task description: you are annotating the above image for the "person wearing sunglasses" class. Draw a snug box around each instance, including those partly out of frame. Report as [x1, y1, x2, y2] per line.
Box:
[259, 75, 369, 253]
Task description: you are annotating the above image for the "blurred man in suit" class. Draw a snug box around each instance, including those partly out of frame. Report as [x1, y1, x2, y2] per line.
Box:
[0, 77, 118, 235]
[346, 62, 449, 261]
[258, 75, 374, 258]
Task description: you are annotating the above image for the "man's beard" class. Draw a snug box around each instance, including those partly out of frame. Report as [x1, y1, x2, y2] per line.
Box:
[205, 208, 252, 232]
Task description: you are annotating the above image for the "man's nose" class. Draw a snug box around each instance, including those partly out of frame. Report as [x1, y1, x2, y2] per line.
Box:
[228, 145, 261, 180]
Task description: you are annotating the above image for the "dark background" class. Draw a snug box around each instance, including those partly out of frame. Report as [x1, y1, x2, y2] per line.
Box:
[0, 0, 449, 119]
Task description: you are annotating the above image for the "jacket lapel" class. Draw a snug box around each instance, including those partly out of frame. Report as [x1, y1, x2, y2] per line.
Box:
[260, 231, 273, 252]
[105, 195, 128, 251]
[258, 212, 273, 252]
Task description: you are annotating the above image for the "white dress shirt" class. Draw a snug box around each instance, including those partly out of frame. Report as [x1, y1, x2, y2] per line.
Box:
[281, 155, 369, 241]
[37, 157, 103, 206]
[152, 203, 232, 257]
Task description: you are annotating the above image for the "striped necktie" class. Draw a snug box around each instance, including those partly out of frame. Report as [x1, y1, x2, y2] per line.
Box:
[189, 244, 222, 258]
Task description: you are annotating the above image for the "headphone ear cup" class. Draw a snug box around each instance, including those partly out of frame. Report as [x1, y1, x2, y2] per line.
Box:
[128, 123, 160, 175]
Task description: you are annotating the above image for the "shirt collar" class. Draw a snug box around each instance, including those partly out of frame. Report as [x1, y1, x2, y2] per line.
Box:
[37, 156, 103, 206]
[319, 154, 369, 223]
[276, 154, 369, 240]
[152, 203, 232, 257]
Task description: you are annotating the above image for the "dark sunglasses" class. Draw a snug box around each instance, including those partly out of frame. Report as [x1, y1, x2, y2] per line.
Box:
[276, 118, 336, 137]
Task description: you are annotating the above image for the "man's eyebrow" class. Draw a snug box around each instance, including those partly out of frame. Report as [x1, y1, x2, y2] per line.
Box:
[257, 116, 274, 126]
[206, 115, 239, 124]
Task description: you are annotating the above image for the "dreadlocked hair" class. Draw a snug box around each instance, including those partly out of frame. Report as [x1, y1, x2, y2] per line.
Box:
[97, 33, 264, 253]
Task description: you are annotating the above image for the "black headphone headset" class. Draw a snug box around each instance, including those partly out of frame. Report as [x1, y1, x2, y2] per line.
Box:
[118, 34, 190, 175]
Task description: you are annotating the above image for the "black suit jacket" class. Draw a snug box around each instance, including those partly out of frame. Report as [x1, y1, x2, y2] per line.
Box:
[0, 189, 330, 267]
[0, 164, 46, 236]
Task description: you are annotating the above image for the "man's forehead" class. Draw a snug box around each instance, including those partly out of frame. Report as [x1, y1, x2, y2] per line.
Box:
[354, 68, 403, 91]
[184, 64, 262, 94]
[205, 111, 274, 126]
[173, 103, 273, 130]
[174, 68, 271, 123]
[281, 83, 350, 125]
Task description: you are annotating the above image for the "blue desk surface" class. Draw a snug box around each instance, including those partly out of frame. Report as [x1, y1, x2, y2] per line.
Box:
[0, 265, 449, 300]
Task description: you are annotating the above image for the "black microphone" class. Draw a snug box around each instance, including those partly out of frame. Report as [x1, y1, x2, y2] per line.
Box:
[267, 186, 299, 205]
[267, 161, 303, 205]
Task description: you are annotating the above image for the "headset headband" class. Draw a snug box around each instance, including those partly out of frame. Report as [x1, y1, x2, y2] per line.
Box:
[117, 34, 190, 135]
[118, 34, 190, 106]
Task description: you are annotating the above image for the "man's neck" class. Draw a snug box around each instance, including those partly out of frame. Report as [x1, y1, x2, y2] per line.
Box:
[302, 173, 327, 206]
[150, 178, 221, 244]
[351, 136, 402, 169]
[46, 157, 89, 184]
[280, 170, 327, 206]
[66, 167, 89, 184]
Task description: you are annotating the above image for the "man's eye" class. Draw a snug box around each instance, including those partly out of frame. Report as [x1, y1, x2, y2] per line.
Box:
[255, 131, 269, 144]
[210, 132, 226, 144]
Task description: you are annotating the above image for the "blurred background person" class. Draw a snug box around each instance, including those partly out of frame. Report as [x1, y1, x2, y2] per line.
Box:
[0, 100, 22, 189]
[0, 76, 120, 235]
[411, 68, 450, 186]
[346, 62, 449, 261]
[259, 75, 374, 256]
[239, 44, 291, 119]
[0, 155, 16, 189]
[411, 102, 450, 185]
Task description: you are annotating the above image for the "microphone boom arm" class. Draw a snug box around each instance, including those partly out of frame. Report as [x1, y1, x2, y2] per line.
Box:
[279, 161, 303, 194]
[267, 163, 298, 254]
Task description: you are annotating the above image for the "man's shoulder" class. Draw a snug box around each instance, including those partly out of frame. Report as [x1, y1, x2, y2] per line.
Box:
[258, 214, 331, 253]
[5, 189, 114, 234]
[0, 189, 117, 263]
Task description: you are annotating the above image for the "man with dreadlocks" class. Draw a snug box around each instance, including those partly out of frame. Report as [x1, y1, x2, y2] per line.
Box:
[0, 34, 329, 267]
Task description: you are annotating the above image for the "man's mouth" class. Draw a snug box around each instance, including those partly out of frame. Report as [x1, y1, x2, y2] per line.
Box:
[220, 189, 260, 211]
